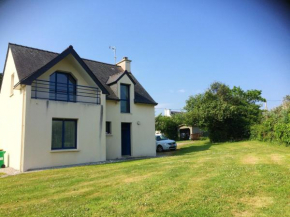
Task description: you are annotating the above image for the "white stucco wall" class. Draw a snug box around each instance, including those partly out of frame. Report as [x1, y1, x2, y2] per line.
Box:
[21, 55, 106, 171]
[0, 48, 24, 170]
[23, 87, 106, 171]
[106, 75, 156, 159]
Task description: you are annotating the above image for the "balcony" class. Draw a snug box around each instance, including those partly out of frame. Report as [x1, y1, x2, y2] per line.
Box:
[31, 79, 101, 104]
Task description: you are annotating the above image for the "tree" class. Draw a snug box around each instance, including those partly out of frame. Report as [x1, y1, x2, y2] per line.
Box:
[155, 114, 182, 140]
[184, 82, 265, 142]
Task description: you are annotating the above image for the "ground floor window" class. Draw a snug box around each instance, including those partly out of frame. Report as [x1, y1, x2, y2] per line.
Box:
[52, 119, 77, 150]
[106, 122, 111, 134]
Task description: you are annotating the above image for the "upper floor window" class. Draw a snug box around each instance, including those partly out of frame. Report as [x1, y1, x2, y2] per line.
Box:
[120, 84, 130, 113]
[49, 72, 76, 102]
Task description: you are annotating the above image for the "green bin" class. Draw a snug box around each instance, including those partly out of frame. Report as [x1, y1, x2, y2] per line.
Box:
[0, 151, 5, 168]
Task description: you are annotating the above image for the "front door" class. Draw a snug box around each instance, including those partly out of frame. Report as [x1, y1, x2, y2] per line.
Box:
[121, 123, 131, 156]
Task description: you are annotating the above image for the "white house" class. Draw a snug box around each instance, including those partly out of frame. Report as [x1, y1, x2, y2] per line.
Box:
[0, 43, 157, 172]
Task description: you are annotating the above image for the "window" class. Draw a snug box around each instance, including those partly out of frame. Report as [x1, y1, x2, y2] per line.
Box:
[52, 119, 77, 150]
[10, 73, 14, 96]
[49, 72, 76, 102]
[106, 122, 111, 134]
[120, 84, 130, 113]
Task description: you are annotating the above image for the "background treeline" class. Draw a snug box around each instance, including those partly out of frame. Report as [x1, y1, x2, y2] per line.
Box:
[156, 82, 266, 142]
[251, 96, 290, 146]
[156, 82, 289, 145]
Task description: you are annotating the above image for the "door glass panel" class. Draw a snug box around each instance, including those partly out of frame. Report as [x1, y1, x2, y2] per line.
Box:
[49, 73, 56, 100]
[68, 76, 76, 102]
[56, 73, 68, 101]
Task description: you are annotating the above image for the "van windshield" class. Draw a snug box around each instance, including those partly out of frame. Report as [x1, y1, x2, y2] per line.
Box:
[156, 135, 168, 141]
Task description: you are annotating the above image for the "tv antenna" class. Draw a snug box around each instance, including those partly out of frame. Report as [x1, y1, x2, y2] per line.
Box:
[109, 46, 116, 64]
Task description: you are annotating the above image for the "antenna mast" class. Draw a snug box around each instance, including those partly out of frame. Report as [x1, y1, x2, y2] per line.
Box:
[109, 46, 116, 64]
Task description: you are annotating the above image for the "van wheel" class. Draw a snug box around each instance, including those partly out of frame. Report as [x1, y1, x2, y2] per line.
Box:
[157, 145, 163, 152]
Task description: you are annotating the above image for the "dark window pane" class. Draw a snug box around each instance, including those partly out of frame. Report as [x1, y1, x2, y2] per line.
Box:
[56, 73, 68, 101]
[121, 85, 129, 100]
[120, 84, 130, 113]
[121, 101, 128, 113]
[68, 76, 76, 85]
[68, 76, 76, 101]
[68, 85, 76, 102]
[64, 121, 76, 148]
[52, 120, 63, 149]
[106, 122, 111, 134]
[57, 73, 67, 84]
[49, 73, 56, 100]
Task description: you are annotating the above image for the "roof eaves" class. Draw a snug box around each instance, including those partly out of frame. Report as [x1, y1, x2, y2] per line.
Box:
[134, 100, 158, 106]
[0, 44, 10, 92]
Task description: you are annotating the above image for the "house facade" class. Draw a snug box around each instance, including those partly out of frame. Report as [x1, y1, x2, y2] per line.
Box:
[0, 44, 157, 172]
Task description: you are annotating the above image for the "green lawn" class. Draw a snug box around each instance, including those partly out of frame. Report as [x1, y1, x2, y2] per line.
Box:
[1, 141, 290, 216]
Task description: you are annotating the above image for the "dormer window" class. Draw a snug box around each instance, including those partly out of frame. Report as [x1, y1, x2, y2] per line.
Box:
[49, 72, 76, 102]
[120, 84, 130, 113]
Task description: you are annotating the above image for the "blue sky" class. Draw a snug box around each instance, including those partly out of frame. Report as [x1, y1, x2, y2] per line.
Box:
[0, 0, 289, 113]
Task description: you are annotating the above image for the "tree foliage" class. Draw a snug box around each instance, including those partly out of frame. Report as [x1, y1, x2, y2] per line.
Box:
[184, 82, 265, 142]
[251, 95, 290, 145]
[155, 114, 183, 140]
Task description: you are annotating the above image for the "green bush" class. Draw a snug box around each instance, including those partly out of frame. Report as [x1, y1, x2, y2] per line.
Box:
[251, 96, 290, 146]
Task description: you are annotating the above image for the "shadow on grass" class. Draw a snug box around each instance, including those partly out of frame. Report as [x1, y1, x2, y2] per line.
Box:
[174, 142, 212, 156]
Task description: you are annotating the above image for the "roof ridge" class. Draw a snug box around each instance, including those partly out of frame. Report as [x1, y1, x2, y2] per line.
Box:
[9, 43, 122, 67]
[82, 57, 121, 67]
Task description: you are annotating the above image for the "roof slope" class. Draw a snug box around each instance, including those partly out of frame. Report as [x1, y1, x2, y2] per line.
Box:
[7, 43, 157, 105]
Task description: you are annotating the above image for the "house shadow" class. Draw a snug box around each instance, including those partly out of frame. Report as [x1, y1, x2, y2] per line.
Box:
[173, 142, 212, 156]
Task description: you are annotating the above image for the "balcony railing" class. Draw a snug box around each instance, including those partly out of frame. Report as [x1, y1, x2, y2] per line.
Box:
[31, 79, 101, 104]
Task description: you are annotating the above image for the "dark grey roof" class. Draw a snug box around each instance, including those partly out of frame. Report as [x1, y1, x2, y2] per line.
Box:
[106, 71, 126, 85]
[7, 43, 157, 105]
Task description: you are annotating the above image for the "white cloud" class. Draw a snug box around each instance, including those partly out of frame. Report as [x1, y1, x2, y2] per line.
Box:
[178, 89, 186, 93]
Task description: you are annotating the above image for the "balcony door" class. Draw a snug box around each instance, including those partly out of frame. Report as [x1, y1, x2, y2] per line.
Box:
[49, 72, 76, 102]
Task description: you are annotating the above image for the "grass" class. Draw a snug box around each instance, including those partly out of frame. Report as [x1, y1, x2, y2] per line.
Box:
[1, 140, 290, 216]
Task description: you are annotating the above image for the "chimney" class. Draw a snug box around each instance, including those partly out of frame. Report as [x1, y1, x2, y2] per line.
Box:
[164, 109, 171, 117]
[117, 57, 132, 72]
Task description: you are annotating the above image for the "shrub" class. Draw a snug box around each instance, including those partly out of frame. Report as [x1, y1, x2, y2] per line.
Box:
[251, 96, 290, 146]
